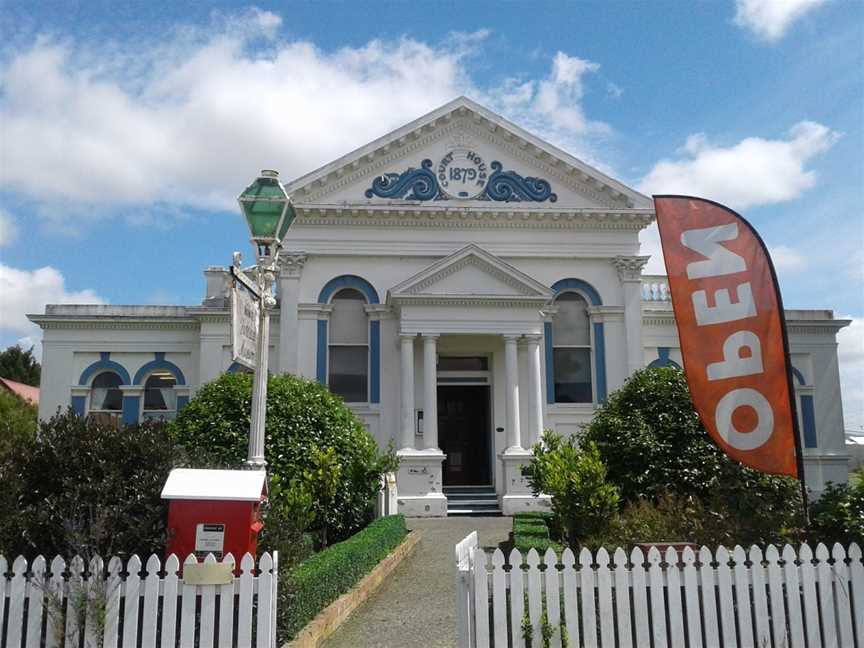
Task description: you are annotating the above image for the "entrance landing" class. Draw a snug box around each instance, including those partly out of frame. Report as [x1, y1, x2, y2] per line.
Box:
[321, 516, 511, 648]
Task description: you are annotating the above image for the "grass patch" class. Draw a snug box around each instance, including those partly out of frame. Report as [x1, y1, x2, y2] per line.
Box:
[278, 514, 408, 642]
[511, 512, 562, 555]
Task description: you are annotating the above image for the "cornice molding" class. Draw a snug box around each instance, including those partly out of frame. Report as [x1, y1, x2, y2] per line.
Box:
[32, 318, 201, 331]
[391, 295, 548, 308]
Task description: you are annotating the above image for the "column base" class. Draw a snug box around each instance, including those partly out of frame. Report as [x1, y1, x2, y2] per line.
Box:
[396, 449, 448, 517]
[501, 493, 552, 516]
[499, 450, 552, 515]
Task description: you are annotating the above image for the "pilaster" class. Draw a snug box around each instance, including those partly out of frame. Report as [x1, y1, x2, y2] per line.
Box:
[613, 255, 649, 378]
[276, 252, 306, 375]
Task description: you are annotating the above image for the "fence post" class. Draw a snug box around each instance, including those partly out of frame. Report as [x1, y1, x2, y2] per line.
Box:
[455, 531, 478, 648]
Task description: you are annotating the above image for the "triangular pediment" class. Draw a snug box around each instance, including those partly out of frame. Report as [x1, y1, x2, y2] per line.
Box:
[285, 97, 650, 211]
[388, 244, 553, 302]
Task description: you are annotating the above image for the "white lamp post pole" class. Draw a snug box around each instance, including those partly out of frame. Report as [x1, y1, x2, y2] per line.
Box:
[246, 265, 276, 469]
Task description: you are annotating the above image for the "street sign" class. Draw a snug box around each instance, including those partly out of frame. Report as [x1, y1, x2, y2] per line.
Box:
[231, 279, 259, 370]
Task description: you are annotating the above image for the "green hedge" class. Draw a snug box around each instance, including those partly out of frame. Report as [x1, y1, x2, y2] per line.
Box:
[512, 513, 561, 555]
[278, 514, 408, 642]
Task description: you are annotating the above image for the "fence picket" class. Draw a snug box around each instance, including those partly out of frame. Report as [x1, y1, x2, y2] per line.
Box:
[595, 549, 614, 648]
[816, 543, 839, 647]
[123, 554, 142, 648]
[0, 557, 6, 648]
[199, 554, 217, 648]
[25, 556, 46, 648]
[255, 552, 275, 648]
[831, 542, 855, 648]
[799, 543, 822, 648]
[83, 555, 103, 648]
[682, 548, 702, 648]
[781, 544, 805, 648]
[6, 556, 27, 648]
[748, 545, 771, 647]
[526, 549, 542, 648]
[612, 548, 632, 648]
[764, 546, 788, 648]
[579, 548, 598, 648]
[849, 543, 864, 646]
[543, 548, 562, 648]
[180, 555, 198, 648]
[714, 546, 737, 648]
[698, 547, 719, 648]
[237, 553, 255, 648]
[491, 550, 508, 648]
[647, 547, 667, 648]
[629, 547, 650, 648]
[219, 554, 237, 648]
[560, 549, 578, 648]
[161, 554, 180, 648]
[473, 548, 490, 648]
[44, 556, 66, 648]
[665, 547, 685, 648]
[63, 556, 85, 648]
[141, 554, 161, 648]
[509, 549, 526, 648]
[103, 556, 123, 648]
[732, 546, 754, 648]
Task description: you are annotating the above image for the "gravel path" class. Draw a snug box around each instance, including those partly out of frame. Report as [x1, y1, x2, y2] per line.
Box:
[321, 516, 511, 648]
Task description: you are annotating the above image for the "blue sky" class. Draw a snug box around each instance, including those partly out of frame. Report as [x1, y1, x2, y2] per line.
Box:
[0, 0, 862, 427]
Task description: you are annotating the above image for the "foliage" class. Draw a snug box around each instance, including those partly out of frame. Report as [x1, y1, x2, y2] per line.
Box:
[0, 344, 41, 386]
[809, 480, 864, 545]
[278, 514, 407, 642]
[0, 388, 37, 459]
[171, 372, 398, 544]
[581, 367, 803, 541]
[258, 479, 316, 572]
[0, 409, 179, 558]
[522, 432, 619, 544]
[512, 513, 562, 554]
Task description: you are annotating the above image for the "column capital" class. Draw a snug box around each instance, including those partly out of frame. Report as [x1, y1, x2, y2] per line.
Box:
[421, 333, 440, 341]
[399, 332, 418, 341]
[612, 255, 650, 282]
[503, 334, 522, 343]
[277, 252, 308, 279]
[522, 333, 544, 344]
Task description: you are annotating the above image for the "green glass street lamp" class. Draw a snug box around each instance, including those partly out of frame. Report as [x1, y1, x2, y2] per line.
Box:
[235, 169, 295, 469]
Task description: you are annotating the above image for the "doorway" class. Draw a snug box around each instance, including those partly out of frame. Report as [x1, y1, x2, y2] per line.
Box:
[438, 385, 491, 486]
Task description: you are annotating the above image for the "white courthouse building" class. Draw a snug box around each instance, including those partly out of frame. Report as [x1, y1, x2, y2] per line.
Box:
[30, 98, 851, 515]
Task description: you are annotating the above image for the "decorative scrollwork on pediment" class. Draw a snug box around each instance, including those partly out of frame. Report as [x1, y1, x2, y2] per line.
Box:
[485, 161, 557, 203]
[365, 159, 440, 200]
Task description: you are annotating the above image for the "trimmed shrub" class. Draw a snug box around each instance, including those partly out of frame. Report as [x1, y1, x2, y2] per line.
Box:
[0, 409, 179, 558]
[512, 514, 560, 555]
[171, 372, 397, 544]
[278, 514, 407, 642]
[809, 480, 864, 545]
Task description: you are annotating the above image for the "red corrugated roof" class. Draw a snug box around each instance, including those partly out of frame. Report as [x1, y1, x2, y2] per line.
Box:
[0, 377, 39, 404]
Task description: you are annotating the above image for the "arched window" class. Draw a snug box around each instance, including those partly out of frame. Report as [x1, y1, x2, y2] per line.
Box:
[142, 371, 178, 421]
[89, 371, 123, 422]
[551, 292, 593, 403]
[328, 288, 369, 402]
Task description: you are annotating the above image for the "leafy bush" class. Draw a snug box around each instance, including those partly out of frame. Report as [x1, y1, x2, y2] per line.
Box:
[278, 514, 407, 642]
[522, 431, 619, 544]
[0, 344, 40, 386]
[581, 367, 802, 543]
[809, 480, 864, 545]
[0, 389, 37, 459]
[0, 409, 179, 558]
[171, 372, 397, 544]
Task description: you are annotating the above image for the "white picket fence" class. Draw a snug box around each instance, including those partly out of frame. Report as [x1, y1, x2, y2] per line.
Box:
[456, 532, 864, 648]
[0, 552, 278, 648]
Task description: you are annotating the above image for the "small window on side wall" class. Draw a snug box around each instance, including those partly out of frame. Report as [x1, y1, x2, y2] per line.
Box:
[552, 292, 593, 403]
[89, 371, 123, 425]
[328, 288, 369, 403]
[143, 371, 178, 422]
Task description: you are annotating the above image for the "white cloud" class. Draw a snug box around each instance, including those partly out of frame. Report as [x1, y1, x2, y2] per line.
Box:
[638, 122, 840, 210]
[0, 264, 104, 344]
[837, 316, 864, 431]
[734, 0, 827, 42]
[0, 209, 17, 247]
[768, 244, 808, 272]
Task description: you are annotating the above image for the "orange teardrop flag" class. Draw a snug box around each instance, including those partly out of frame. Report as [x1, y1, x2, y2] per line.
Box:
[653, 195, 801, 477]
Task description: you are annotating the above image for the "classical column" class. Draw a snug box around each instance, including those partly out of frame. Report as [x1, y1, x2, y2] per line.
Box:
[422, 334, 439, 450]
[504, 334, 522, 451]
[277, 253, 307, 375]
[524, 334, 544, 448]
[400, 333, 416, 450]
[613, 255, 650, 377]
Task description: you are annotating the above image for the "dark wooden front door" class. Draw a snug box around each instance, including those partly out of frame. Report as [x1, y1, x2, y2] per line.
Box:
[438, 386, 491, 486]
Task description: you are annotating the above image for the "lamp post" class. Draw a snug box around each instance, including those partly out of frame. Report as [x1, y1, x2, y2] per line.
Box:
[236, 169, 296, 469]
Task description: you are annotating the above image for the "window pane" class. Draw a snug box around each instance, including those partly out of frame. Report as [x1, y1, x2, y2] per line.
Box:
[328, 345, 368, 402]
[144, 372, 177, 411]
[552, 292, 590, 346]
[553, 348, 592, 403]
[330, 289, 368, 344]
[91, 372, 122, 411]
[437, 356, 488, 371]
